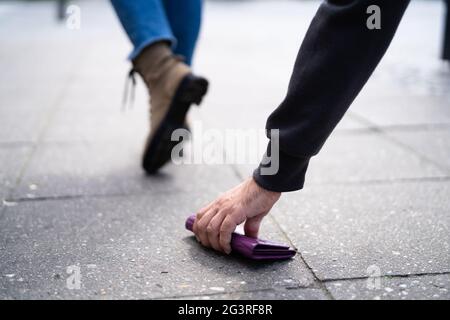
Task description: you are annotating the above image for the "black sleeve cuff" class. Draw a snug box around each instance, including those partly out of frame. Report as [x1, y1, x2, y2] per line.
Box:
[253, 144, 310, 193]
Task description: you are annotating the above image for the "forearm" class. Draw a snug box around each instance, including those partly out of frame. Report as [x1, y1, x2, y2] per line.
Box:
[254, 0, 410, 192]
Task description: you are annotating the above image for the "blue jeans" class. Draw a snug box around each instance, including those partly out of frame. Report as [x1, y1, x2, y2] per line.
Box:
[110, 0, 203, 65]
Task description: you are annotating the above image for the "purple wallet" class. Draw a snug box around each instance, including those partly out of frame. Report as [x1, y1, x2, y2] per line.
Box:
[185, 215, 296, 260]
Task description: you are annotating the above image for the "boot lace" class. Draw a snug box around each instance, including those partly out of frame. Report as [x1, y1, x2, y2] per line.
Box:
[122, 68, 137, 111]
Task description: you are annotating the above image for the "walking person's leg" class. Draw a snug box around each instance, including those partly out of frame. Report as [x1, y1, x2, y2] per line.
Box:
[110, 0, 208, 173]
[443, 0, 450, 61]
[162, 0, 203, 66]
[193, 0, 410, 254]
[110, 0, 174, 61]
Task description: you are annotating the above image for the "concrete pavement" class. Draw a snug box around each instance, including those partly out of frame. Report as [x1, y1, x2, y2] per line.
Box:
[0, 0, 449, 300]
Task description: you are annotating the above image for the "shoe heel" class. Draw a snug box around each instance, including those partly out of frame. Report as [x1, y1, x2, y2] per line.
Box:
[178, 74, 209, 105]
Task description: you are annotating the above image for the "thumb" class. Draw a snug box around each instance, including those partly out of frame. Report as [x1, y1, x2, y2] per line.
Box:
[244, 214, 266, 238]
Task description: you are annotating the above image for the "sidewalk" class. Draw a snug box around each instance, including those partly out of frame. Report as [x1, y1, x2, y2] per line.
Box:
[0, 0, 449, 300]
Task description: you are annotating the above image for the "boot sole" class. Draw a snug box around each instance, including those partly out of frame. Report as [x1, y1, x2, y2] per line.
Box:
[142, 74, 208, 174]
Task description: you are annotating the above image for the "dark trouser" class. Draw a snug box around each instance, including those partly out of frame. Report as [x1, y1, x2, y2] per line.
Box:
[444, 0, 450, 60]
[253, 0, 410, 192]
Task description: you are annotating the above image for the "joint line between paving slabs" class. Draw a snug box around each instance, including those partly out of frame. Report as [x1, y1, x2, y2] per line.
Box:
[229, 163, 245, 182]
[323, 270, 450, 284]
[0, 205, 6, 222]
[5, 187, 185, 204]
[229, 158, 335, 299]
[8, 54, 86, 202]
[153, 288, 274, 300]
[348, 112, 450, 174]
[268, 215, 335, 300]
[306, 176, 450, 188]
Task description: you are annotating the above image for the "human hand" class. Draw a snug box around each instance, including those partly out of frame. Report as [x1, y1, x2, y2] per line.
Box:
[192, 177, 281, 254]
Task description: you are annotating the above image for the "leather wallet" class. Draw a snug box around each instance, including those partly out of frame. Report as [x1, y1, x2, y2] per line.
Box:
[185, 215, 296, 260]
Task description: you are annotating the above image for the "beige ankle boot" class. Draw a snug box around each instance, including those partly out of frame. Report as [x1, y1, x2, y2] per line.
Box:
[133, 42, 208, 174]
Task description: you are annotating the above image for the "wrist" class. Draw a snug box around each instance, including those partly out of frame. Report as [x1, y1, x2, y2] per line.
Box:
[250, 177, 281, 201]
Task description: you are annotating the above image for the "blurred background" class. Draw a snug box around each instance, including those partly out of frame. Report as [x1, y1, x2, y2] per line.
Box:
[0, 0, 449, 300]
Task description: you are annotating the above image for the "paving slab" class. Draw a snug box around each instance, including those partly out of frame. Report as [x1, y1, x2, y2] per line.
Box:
[0, 20, 86, 144]
[173, 288, 329, 300]
[235, 131, 447, 183]
[199, 98, 369, 133]
[272, 181, 450, 280]
[343, 0, 450, 128]
[326, 274, 450, 300]
[12, 140, 241, 199]
[352, 94, 450, 127]
[0, 193, 314, 299]
[1, 0, 449, 300]
[386, 128, 450, 173]
[42, 99, 149, 143]
[0, 30, 83, 86]
[0, 146, 31, 201]
[305, 132, 448, 184]
[0, 105, 51, 143]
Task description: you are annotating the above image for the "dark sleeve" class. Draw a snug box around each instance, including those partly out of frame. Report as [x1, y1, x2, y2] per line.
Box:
[253, 0, 410, 192]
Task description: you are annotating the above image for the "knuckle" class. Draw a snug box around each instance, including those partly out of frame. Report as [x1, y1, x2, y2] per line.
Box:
[196, 211, 204, 220]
